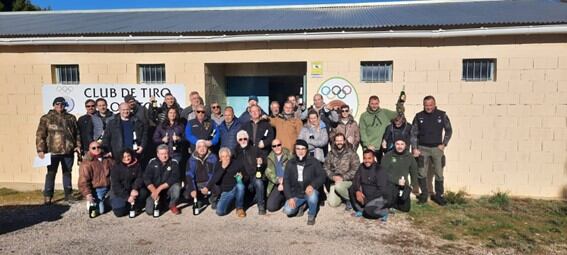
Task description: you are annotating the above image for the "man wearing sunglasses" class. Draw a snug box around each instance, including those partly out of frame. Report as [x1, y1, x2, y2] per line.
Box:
[209, 103, 223, 126]
[185, 104, 220, 153]
[78, 141, 114, 216]
[36, 97, 81, 204]
[265, 138, 292, 212]
[78, 99, 97, 154]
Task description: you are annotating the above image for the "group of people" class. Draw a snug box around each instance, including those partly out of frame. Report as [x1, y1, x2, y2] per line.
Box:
[36, 89, 452, 225]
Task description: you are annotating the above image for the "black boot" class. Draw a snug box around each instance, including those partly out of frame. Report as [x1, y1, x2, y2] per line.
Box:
[431, 180, 447, 206]
[417, 178, 428, 204]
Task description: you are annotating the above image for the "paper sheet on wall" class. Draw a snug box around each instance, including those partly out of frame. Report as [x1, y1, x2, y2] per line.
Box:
[33, 153, 51, 168]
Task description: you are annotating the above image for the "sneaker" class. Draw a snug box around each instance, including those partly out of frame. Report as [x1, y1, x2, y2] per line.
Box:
[169, 205, 180, 215]
[307, 215, 316, 225]
[236, 208, 246, 218]
[380, 214, 389, 222]
[43, 196, 52, 205]
[352, 211, 363, 217]
[432, 194, 448, 206]
[296, 204, 307, 217]
[210, 200, 217, 210]
[345, 201, 353, 211]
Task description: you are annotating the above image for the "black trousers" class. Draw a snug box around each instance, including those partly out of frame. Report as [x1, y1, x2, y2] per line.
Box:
[266, 186, 286, 212]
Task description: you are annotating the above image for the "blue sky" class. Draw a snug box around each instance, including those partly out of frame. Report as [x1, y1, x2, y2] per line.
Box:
[33, 0, 398, 10]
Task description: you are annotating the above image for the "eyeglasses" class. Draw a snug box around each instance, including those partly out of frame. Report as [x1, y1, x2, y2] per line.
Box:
[211, 105, 220, 109]
[238, 138, 248, 141]
[90, 146, 101, 150]
[272, 144, 282, 148]
[86, 105, 95, 108]
[196, 111, 205, 114]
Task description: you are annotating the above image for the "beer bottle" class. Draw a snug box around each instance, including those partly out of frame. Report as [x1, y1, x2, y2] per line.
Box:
[193, 197, 199, 215]
[129, 201, 136, 218]
[255, 163, 262, 179]
[88, 200, 97, 218]
[172, 132, 177, 151]
[153, 198, 159, 218]
[132, 131, 138, 151]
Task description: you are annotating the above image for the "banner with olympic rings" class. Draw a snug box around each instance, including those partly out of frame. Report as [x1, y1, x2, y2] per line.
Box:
[317, 77, 359, 116]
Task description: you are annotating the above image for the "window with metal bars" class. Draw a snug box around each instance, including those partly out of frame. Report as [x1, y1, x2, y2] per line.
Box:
[53, 65, 80, 84]
[361, 61, 393, 83]
[138, 64, 166, 84]
[462, 59, 496, 81]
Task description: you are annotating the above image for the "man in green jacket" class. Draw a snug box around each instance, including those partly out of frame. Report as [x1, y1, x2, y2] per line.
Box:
[381, 138, 418, 192]
[264, 138, 292, 212]
[359, 95, 397, 163]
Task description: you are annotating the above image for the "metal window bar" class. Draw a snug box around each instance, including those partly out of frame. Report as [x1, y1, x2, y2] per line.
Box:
[463, 59, 494, 81]
[361, 62, 392, 82]
[139, 64, 165, 84]
[55, 65, 79, 84]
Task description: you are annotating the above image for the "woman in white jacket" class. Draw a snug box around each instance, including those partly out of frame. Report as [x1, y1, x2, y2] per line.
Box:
[299, 110, 329, 163]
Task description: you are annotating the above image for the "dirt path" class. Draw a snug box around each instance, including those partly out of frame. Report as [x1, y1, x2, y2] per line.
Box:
[0, 202, 509, 254]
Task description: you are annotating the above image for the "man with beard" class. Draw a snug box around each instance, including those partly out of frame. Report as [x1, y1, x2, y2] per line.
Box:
[270, 101, 303, 152]
[324, 133, 360, 210]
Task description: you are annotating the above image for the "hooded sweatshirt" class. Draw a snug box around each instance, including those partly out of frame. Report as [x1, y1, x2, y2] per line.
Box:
[359, 106, 397, 149]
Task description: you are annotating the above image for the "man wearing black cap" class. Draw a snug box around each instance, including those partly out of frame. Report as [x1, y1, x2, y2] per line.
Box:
[239, 95, 267, 124]
[36, 97, 81, 204]
[282, 139, 326, 225]
[124, 95, 152, 128]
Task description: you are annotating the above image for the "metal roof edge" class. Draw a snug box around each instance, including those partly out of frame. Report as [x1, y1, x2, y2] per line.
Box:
[0, 0, 505, 15]
[1, 24, 566, 46]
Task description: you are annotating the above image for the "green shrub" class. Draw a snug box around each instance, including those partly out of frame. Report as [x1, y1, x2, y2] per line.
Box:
[445, 190, 468, 205]
[487, 191, 510, 208]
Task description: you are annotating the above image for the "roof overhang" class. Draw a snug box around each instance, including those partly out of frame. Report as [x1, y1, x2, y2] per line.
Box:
[1, 24, 567, 46]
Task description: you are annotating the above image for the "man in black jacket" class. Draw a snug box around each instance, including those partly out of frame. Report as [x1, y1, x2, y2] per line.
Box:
[102, 103, 147, 163]
[410, 95, 452, 206]
[144, 145, 181, 216]
[242, 105, 274, 158]
[351, 149, 411, 221]
[283, 139, 326, 225]
[235, 130, 266, 215]
[77, 99, 96, 154]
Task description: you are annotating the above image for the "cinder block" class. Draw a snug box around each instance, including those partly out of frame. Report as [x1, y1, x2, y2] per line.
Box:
[493, 161, 516, 172]
[504, 127, 530, 140]
[529, 171, 553, 185]
[415, 59, 439, 71]
[533, 57, 558, 69]
[437, 82, 461, 93]
[14, 64, 33, 74]
[494, 93, 519, 105]
[542, 141, 566, 152]
[529, 127, 554, 141]
[558, 56, 567, 69]
[505, 151, 530, 163]
[483, 105, 508, 116]
[404, 71, 427, 83]
[32, 64, 51, 75]
[448, 93, 473, 104]
[107, 63, 127, 74]
[553, 128, 567, 140]
[88, 64, 108, 74]
[472, 93, 495, 104]
[505, 173, 529, 186]
[509, 57, 533, 69]
[546, 69, 567, 81]
[558, 81, 567, 92]
[532, 80, 558, 93]
[543, 93, 567, 105]
[518, 140, 542, 152]
[542, 117, 566, 128]
[427, 70, 450, 82]
[481, 172, 506, 185]
[98, 74, 117, 83]
[439, 58, 460, 70]
[520, 70, 546, 81]
[529, 151, 554, 163]
[507, 105, 532, 117]
[519, 93, 545, 105]
[531, 105, 556, 116]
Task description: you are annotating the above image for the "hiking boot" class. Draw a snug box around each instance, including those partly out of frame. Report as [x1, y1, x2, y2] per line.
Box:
[210, 200, 217, 210]
[236, 208, 246, 218]
[307, 215, 316, 225]
[296, 204, 307, 217]
[64, 194, 78, 204]
[169, 205, 180, 215]
[258, 204, 266, 215]
[417, 193, 428, 204]
[432, 194, 448, 206]
[417, 178, 429, 204]
[44, 196, 52, 205]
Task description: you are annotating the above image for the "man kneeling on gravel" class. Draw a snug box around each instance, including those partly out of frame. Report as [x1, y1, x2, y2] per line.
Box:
[282, 139, 326, 225]
[350, 149, 411, 221]
[144, 144, 182, 216]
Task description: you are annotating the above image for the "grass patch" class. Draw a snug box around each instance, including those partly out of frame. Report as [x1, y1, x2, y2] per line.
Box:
[0, 188, 74, 205]
[408, 191, 567, 254]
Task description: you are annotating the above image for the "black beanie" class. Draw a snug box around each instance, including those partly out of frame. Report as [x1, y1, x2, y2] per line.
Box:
[295, 139, 308, 149]
[52, 97, 66, 106]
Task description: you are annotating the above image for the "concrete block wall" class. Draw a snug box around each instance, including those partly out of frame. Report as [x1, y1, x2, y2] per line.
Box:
[0, 35, 565, 198]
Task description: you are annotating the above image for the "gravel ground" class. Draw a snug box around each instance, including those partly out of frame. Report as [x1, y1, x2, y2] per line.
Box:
[0, 201, 514, 255]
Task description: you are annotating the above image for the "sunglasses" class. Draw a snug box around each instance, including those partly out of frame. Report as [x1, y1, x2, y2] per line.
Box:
[272, 144, 282, 148]
[86, 105, 95, 108]
[54, 102, 65, 106]
[211, 105, 220, 109]
[196, 111, 205, 114]
[90, 146, 101, 150]
[341, 109, 349, 112]
[238, 138, 248, 141]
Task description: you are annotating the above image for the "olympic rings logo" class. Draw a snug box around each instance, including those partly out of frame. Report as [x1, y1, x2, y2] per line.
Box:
[320, 84, 353, 100]
[56, 86, 74, 94]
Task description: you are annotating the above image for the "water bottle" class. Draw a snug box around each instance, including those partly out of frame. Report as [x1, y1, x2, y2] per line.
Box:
[193, 197, 199, 215]
[153, 198, 159, 218]
[129, 201, 136, 218]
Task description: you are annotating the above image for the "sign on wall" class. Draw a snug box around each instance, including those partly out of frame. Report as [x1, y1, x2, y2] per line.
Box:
[42, 84, 186, 115]
[311, 61, 323, 77]
[317, 77, 359, 117]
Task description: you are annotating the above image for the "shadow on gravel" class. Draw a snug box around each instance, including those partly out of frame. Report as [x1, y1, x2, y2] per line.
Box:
[0, 204, 70, 235]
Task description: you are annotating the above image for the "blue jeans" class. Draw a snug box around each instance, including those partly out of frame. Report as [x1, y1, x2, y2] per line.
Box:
[247, 177, 265, 206]
[94, 187, 109, 213]
[216, 183, 245, 216]
[283, 190, 319, 217]
[44, 154, 74, 197]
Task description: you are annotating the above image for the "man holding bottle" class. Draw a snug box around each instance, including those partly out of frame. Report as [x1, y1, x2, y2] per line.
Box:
[102, 103, 147, 163]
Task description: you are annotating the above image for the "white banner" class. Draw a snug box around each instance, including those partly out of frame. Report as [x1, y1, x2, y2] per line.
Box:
[42, 84, 186, 115]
